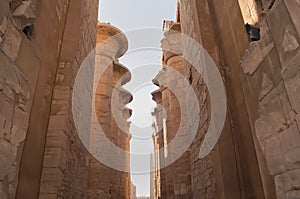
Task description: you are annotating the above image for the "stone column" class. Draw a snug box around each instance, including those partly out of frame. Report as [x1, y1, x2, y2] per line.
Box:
[111, 61, 132, 199]
[153, 64, 179, 199]
[89, 22, 130, 199]
[161, 22, 193, 199]
[151, 89, 164, 199]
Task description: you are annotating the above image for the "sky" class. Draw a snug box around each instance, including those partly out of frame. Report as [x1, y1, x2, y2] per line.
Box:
[98, 0, 177, 197]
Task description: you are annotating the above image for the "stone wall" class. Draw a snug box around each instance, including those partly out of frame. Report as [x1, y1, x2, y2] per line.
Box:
[178, 0, 275, 197]
[240, 0, 300, 198]
[154, 0, 300, 198]
[152, 21, 195, 199]
[0, 1, 40, 195]
[38, 0, 99, 198]
[205, 0, 268, 197]
[0, 0, 99, 198]
[178, 0, 244, 198]
[0, 0, 64, 198]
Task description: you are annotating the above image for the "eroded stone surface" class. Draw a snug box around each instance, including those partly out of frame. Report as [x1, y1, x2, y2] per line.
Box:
[241, 42, 274, 75]
[0, 22, 21, 61]
[282, 30, 299, 53]
[262, 0, 275, 10]
[0, 0, 299, 198]
[259, 73, 274, 100]
[0, 140, 17, 180]
[0, 17, 8, 34]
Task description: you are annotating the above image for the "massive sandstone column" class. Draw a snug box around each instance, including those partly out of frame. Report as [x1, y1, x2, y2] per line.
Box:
[152, 67, 171, 199]
[112, 62, 132, 199]
[89, 22, 132, 199]
[154, 21, 193, 199]
[164, 22, 193, 199]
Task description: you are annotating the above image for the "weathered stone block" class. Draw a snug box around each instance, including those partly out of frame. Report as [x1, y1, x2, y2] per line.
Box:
[0, 22, 22, 61]
[0, 77, 4, 91]
[38, 193, 58, 199]
[279, 124, 300, 153]
[51, 100, 69, 115]
[257, 82, 292, 129]
[255, 111, 287, 143]
[1, 85, 14, 101]
[53, 86, 71, 100]
[6, 81, 21, 94]
[282, 30, 299, 53]
[0, 17, 8, 34]
[265, 151, 286, 175]
[39, 168, 63, 194]
[281, 53, 300, 113]
[10, 107, 29, 146]
[15, 34, 41, 89]
[0, 96, 13, 139]
[13, 1, 35, 19]
[279, 174, 294, 193]
[274, 175, 286, 199]
[0, 0, 10, 20]
[56, 0, 68, 21]
[43, 147, 67, 169]
[285, 148, 300, 170]
[286, 169, 300, 189]
[262, 0, 275, 10]
[267, 0, 299, 67]
[241, 42, 274, 75]
[283, 0, 300, 38]
[48, 115, 67, 130]
[286, 190, 300, 199]
[259, 73, 274, 100]
[0, 140, 17, 180]
[0, 181, 8, 199]
[296, 114, 300, 128]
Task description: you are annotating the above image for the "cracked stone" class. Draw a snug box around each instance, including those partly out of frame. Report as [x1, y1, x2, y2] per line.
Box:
[259, 73, 274, 100]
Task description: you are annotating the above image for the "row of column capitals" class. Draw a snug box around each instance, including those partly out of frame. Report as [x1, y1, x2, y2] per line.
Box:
[96, 22, 133, 122]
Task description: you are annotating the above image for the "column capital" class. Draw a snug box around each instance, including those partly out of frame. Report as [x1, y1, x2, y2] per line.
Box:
[113, 61, 131, 85]
[96, 23, 128, 59]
